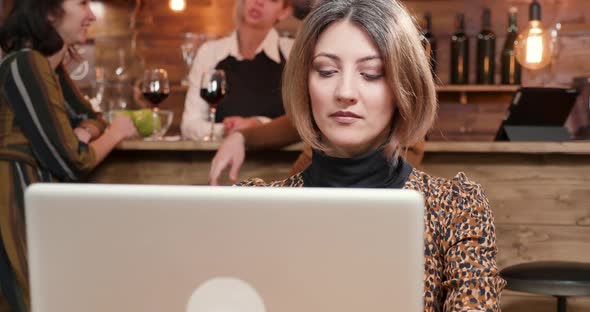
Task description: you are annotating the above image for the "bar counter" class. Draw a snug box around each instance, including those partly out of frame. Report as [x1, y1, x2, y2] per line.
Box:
[112, 140, 590, 154]
[90, 140, 590, 186]
[89, 140, 590, 311]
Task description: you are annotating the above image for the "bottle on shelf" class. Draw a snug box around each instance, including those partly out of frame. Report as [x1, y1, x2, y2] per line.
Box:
[476, 8, 496, 84]
[421, 12, 437, 77]
[501, 7, 522, 85]
[450, 13, 469, 85]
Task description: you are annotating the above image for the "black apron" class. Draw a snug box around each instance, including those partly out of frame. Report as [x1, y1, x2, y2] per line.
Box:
[214, 50, 286, 122]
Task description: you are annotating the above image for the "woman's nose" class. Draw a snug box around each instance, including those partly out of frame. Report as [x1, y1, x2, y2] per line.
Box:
[334, 72, 358, 105]
[87, 6, 97, 22]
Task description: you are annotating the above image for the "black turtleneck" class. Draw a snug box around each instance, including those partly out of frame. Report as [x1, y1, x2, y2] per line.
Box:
[301, 148, 413, 188]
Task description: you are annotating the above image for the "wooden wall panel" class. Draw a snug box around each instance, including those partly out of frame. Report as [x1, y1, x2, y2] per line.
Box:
[85, 0, 590, 142]
[422, 152, 590, 311]
[429, 98, 511, 141]
[496, 224, 590, 267]
[91, 149, 300, 186]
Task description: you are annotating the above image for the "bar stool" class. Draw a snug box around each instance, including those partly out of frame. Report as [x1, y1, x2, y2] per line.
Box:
[500, 261, 590, 312]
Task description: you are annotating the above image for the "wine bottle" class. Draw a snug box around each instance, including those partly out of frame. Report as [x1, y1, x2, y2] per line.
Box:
[476, 8, 496, 84]
[450, 14, 469, 84]
[501, 7, 522, 84]
[422, 12, 437, 77]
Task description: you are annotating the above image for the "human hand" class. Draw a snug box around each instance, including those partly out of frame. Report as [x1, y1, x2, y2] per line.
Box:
[78, 122, 101, 140]
[109, 115, 138, 141]
[209, 131, 246, 185]
[223, 116, 260, 135]
[73, 127, 92, 144]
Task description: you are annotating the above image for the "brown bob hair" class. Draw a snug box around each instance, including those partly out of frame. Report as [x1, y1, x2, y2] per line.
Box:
[282, 0, 437, 158]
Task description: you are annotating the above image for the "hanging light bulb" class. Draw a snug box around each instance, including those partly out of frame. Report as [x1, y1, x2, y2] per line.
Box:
[169, 0, 186, 12]
[514, 0, 553, 70]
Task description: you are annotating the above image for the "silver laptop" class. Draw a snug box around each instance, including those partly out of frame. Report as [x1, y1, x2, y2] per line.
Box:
[25, 184, 424, 312]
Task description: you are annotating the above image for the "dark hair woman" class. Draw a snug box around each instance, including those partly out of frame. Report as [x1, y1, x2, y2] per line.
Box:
[0, 1, 137, 311]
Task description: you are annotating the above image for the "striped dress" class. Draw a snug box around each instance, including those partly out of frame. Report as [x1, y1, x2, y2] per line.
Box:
[0, 49, 106, 312]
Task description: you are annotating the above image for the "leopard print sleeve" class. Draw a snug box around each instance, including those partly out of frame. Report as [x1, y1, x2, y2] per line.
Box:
[439, 172, 506, 311]
[234, 173, 306, 187]
[234, 178, 269, 187]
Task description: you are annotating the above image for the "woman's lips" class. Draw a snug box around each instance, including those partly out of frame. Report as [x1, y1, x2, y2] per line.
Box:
[248, 8, 262, 19]
[330, 111, 362, 124]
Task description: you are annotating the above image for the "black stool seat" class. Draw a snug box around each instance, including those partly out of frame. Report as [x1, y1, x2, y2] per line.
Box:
[500, 261, 590, 297]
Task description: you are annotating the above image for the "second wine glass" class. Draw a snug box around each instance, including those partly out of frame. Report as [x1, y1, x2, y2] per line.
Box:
[141, 68, 170, 111]
[200, 69, 227, 142]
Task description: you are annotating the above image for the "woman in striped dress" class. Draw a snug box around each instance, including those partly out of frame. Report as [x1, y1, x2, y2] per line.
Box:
[0, 1, 137, 311]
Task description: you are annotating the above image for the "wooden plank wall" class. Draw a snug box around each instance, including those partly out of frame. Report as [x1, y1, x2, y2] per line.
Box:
[90, 0, 590, 85]
[86, 0, 590, 140]
[0, 0, 588, 138]
[423, 153, 590, 312]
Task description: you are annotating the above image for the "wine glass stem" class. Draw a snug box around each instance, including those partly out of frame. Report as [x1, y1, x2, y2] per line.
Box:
[209, 106, 216, 140]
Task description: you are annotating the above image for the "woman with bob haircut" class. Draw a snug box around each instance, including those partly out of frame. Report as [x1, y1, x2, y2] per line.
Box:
[237, 0, 506, 310]
[0, 1, 137, 310]
[181, 0, 293, 140]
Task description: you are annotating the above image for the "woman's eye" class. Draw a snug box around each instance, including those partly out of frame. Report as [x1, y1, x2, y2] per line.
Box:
[361, 72, 383, 81]
[318, 70, 337, 77]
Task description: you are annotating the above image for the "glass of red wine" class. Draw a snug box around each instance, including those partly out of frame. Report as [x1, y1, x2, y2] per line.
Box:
[141, 68, 170, 111]
[200, 69, 226, 142]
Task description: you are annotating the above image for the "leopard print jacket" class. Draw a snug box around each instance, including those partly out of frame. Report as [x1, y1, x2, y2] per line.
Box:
[237, 168, 506, 311]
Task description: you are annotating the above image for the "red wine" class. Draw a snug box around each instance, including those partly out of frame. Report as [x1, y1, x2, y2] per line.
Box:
[143, 92, 169, 106]
[200, 88, 225, 107]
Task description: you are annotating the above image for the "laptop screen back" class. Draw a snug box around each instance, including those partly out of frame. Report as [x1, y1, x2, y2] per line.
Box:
[25, 184, 424, 312]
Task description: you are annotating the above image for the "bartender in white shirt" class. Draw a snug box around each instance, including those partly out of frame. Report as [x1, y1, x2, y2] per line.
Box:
[181, 0, 293, 140]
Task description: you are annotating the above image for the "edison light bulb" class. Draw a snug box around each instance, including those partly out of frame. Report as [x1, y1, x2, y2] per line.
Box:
[514, 0, 552, 70]
[170, 0, 186, 12]
[514, 20, 552, 70]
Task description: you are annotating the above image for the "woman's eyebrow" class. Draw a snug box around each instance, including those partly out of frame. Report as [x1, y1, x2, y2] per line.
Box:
[312, 53, 381, 64]
[312, 53, 340, 62]
[356, 55, 381, 64]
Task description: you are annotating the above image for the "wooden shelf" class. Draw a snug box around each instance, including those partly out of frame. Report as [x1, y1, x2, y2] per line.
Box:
[436, 85, 520, 93]
[425, 141, 590, 155]
[436, 85, 519, 105]
[173, 84, 519, 94]
[115, 140, 590, 155]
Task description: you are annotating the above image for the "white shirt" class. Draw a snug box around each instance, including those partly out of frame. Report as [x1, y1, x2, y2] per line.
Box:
[181, 28, 293, 140]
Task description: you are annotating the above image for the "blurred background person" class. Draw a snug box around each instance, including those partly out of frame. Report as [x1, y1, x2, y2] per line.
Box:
[181, 0, 293, 140]
[0, 1, 137, 311]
